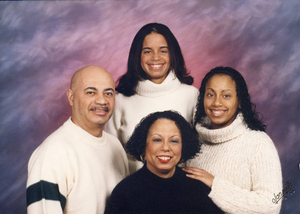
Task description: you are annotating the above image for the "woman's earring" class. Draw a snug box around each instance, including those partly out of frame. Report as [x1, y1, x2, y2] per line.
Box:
[140, 154, 146, 162]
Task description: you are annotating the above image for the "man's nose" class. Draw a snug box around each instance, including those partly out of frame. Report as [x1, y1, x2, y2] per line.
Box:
[95, 94, 107, 105]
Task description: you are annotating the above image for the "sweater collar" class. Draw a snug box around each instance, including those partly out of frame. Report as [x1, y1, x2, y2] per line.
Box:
[64, 117, 107, 147]
[195, 113, 247, 144]
[135, 71, 181, 97]
[141, 164, 181, 182]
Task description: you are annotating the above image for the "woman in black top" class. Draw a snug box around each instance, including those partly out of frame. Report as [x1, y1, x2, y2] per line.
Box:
[105, 111, 223, 214]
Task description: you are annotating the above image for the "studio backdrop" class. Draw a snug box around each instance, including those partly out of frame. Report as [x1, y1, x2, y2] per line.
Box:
[0, 0, 299, 213]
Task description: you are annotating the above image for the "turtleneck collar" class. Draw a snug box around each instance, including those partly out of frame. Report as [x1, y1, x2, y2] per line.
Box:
[135, 70, 181, 97]
[195, 113, 248, 144]
[141, 164, 181, 182]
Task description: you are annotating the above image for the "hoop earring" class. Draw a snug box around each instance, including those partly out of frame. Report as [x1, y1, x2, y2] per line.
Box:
[140, 154, 146, 162]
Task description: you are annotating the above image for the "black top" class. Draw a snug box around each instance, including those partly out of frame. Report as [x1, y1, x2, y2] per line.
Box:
[105, 165, 223, 214]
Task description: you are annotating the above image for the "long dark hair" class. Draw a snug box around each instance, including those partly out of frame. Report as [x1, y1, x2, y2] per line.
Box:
[126, 111, 200, 162]
[116, 23, 193, 96]
[194, 66, 266, 131]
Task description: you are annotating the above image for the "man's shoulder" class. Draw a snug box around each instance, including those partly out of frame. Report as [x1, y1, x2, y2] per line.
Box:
[32, 120, 73, 153]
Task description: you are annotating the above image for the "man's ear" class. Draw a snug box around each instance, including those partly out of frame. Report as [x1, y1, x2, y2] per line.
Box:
[67, 89, 74, 106]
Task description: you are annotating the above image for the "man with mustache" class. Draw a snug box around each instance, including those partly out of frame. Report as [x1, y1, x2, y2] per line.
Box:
[26, 65, 129, 214]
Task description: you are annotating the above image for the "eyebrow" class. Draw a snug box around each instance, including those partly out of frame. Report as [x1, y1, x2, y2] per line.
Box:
[84, 87, 115, 92]
[206, 88, 233, 92]
[142, 46, 169, 50]
[151, 133, 181, 138]
[84, 87, 97, 91]
[104, 88, 115, 92]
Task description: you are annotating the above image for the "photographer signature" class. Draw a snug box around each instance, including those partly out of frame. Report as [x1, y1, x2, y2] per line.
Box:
[272, 181, 295, 204]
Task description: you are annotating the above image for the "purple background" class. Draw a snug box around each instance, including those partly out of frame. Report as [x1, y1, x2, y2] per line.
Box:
[0, 1, 299, 213]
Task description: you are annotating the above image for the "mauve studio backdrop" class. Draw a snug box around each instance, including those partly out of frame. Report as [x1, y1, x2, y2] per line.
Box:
[0, 0, 299, 213]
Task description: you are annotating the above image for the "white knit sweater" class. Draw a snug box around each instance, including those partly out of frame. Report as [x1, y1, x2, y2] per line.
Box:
[106, 71, 199, 173]
[187, 114, 282, 214]
[27, 118, 129, 214]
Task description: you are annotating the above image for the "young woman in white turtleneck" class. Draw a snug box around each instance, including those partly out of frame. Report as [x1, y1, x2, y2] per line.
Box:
[183, 67, 282, 214]
[106, 23, 198, 174]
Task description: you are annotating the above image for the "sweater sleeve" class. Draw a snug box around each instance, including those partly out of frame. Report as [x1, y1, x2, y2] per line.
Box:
[105, 95, 123, 143]
[208, 134, 282, 214]
[26, 141, 70, 214]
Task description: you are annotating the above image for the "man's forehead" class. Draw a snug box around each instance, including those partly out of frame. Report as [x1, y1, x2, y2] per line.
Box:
[79, 73, 114, 87]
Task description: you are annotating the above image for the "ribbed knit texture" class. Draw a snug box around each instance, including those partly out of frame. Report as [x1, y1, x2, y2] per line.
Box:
[106, 71, 199, 174]
[187, 114, 282, 214]
[27, 118, 129, 214]
[135, 71, 181, 97]
[105, 165, 223, 214]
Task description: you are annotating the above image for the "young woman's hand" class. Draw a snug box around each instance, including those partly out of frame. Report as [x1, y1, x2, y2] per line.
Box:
[182, 167, 214, 188]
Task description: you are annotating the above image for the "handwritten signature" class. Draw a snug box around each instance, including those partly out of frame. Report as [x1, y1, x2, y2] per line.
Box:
[272, 181, 295, 204]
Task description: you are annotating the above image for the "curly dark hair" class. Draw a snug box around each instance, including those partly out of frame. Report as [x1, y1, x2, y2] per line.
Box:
[125, 111, 200, 162]
[116, 23, 194, 96]
[194, 66, 266, 131]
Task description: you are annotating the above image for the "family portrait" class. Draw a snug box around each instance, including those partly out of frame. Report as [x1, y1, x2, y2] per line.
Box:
[0, 0, 299, 213]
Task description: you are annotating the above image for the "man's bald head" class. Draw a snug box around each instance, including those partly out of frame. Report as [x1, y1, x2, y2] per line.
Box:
[67, 65, 115, 137]
[70, 65, 114, 91]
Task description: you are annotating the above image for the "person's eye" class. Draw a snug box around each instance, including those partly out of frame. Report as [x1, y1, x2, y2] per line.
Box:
[87, 91, 95, 95]
[171, 140, 179, 144]
[143, 50, 151, 54]
[153, 138, 161, 142]
[105, 92, 113, 97]
[161, 50, 168, 54]
[223, 94, 231, 98]
[206, 93, 213, 97]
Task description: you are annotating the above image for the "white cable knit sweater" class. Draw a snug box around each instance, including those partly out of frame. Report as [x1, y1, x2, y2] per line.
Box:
[106, 71, 199, 173]
[187, 114, 282, 214]
[27, 118, 129, 214]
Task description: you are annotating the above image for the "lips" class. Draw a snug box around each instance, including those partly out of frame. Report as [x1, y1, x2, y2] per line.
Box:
[157, 156, 172, 163]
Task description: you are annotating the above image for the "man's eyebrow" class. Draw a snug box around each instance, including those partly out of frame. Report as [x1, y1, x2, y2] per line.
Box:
[84, 87, 115, 92]
[84, 87, 97, 91]
[104, 88, 115, 92]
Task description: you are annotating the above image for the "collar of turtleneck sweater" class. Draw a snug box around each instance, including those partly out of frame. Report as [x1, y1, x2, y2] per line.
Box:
[195, 113, 248, 144]
[135, 71, 181, 97]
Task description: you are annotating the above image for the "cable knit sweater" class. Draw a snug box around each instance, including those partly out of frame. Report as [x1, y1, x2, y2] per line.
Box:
[27, 118, 129, 214]
[106, 71, 199, 173]
[186, 114, 282, 214]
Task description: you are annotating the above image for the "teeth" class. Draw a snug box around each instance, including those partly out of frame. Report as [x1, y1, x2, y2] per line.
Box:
[92, 108, 107, 112]
[158, 156, 171, 160]
[150, 64, 162, 69]
[212, 110, 223, 116]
